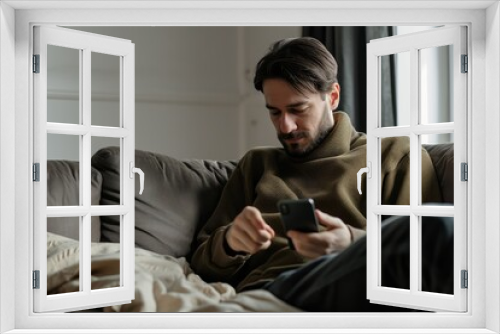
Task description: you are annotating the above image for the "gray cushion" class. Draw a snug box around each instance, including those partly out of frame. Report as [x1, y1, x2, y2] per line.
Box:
[424, 143, 454, 204]
[91, 146, 237, 258]
[47, 160, 103, 242]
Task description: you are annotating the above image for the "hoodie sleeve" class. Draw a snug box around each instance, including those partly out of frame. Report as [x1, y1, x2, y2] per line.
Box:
[190, 160, 253, 284]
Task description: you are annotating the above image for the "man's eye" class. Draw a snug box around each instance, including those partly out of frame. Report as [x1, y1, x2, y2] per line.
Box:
[269, 110, 280, 117]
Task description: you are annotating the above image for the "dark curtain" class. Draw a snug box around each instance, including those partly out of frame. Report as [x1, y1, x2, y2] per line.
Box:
[303, 27, 397, 133]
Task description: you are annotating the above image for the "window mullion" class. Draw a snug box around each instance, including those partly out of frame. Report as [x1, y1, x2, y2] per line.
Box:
[81, 214, 91, 293]
[372, 205, 411, 215]
[46, 206, 90, 217]
[81, 47, 92, 294]
[82, 47, 91, 210]
[90, 205, 128, 216]
[365, 43, 379, 298]
[409, 46, 420, 294]
[122, 48, 135, 293]
[453, 26, 468, 309]
[34, 28, 49, 309]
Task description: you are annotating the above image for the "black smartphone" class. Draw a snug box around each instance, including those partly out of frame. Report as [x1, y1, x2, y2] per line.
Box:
[278, 198, 319, 233]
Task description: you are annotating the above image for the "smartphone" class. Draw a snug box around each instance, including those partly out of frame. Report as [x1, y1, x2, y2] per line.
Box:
[278, 198, 319, 233]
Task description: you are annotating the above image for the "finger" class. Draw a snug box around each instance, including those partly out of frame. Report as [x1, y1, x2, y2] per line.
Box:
[233, 218, 273, 247]
[243, 207, 269, 229]
[230, 208, 272, 253]
[287, 230, 321, 242]
[315, 209, 344, 229]
[287, 230, 331, 258]
[243, 206, 264, 222]
[297, 235, 331, 258]
[289, 235, 321, 259]
[240, 233, 272, 253]
[244, 227, 273, 244]
[264, 224, 276, 238]
[231, 226, 270, 254]
[237, 218, 273, 244]
[242, 207, 275, 239]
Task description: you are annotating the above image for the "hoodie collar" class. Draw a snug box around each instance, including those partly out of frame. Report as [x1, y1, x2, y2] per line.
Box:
[286, 111, 361, 163]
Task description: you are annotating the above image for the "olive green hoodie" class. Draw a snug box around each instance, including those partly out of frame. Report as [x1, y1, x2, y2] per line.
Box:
[191, 112, 441, 291]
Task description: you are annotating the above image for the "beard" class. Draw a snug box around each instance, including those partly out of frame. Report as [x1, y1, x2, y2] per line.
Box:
[278, 109, 333, 158]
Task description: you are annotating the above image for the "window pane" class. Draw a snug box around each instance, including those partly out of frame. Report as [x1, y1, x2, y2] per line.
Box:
[47, 217, 81, 295]
[47, 134, 80, 206]
[91, 137, 121, 205]
[380, 136, 410, 205]
[381, 215, 410, 290]
[92, 215, 121, 290]
[382, 52, 410, 127]
[421, 133, 454, 204]
[421, 215, 454, 295]
[420, 45, 453, 124]
[92, 52, 120, 127]
[47, 45, 80, 124]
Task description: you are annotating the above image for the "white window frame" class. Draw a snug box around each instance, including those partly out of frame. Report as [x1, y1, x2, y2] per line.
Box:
[33, 25, 136, 312]
[0, 1, 498, 333]
[366, 26, 468, 312]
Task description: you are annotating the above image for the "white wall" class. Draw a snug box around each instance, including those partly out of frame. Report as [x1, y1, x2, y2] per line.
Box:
[45, 25, 454, 158]
[47, 26, 301, 161]
[240, 27, 301, 151]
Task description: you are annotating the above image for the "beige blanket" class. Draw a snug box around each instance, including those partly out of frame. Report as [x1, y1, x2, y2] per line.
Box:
[47, 232, 299, 312]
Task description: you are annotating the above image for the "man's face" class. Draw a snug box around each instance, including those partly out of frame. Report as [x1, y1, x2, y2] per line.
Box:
[263, 78, 340, 157]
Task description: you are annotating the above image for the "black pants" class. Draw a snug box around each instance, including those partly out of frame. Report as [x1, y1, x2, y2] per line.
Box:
[262, 216, 454, 312]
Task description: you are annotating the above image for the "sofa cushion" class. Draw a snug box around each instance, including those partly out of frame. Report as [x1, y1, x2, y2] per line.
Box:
[47, 160, 103, 242]
[92, 146, 237, 258]
[423, 143, 454, 204]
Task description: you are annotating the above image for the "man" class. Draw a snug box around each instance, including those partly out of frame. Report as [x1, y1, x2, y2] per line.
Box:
[191, 37, 448, 311]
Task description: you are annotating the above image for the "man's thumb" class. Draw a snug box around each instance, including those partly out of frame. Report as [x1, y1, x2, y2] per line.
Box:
[316, 209, 344, 229]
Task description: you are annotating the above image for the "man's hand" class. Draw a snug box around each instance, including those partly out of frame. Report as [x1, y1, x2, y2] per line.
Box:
[287, 209, 351, 259]
[226, 206, 276, 255]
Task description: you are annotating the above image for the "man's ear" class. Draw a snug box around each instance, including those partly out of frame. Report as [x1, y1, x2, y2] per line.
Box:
[329, 83, 341, 110]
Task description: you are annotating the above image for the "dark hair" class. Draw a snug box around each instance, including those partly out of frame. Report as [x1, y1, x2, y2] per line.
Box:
[253, 37, 338, 95]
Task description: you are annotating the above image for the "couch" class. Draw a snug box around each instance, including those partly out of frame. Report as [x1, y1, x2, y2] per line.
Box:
[46, 143, 454, 312]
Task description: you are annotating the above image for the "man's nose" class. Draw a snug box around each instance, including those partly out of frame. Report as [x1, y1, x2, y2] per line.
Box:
[279, 113, 297, 133]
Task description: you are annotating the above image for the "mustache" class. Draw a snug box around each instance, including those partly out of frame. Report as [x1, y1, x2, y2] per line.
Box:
[278, 132, 307, 141]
